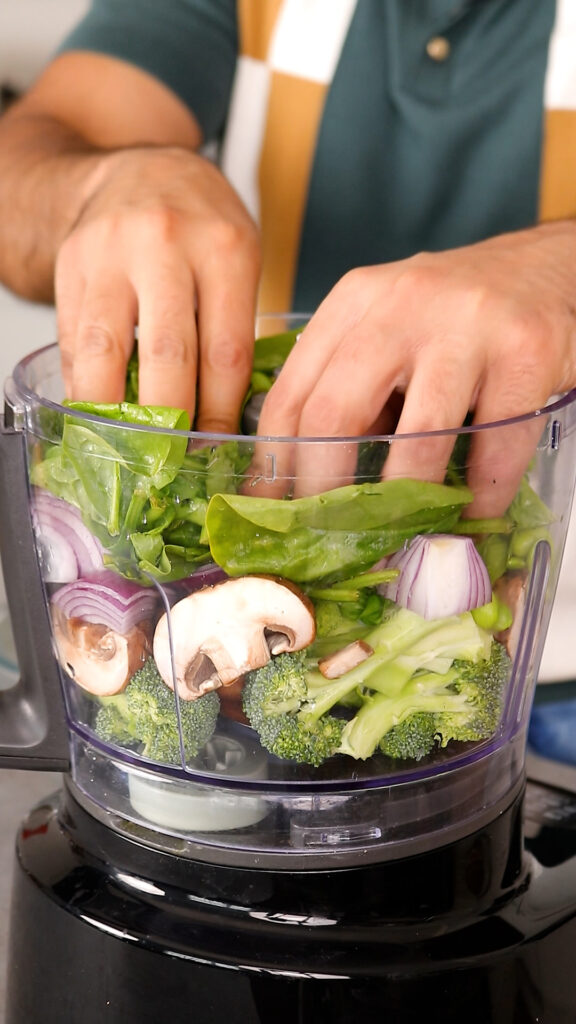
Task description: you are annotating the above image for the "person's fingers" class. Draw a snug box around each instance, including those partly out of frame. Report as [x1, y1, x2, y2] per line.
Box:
[194, 229, 260, 434]
[242, 437, 298, 498]
[65, 274, 138, 404]
[292, 439, 360, 497]
[288, 320, 395, 495]
[465, 415, 545, 518]
[465, 359, 554, 517]
[258, 306, 401, 493]
[255, 274, 377, 438]
[134, 255, 198, 417]
[382, 337, 483, 484]
[55, 265, 86, 399]
[367, 391, 405, 437]
[52, 147, 264, 419]
[255, 337, 340, 455]
[250, 319, 336, 493]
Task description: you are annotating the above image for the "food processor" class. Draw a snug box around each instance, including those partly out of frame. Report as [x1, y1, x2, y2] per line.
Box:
[2, 317, 576, 1024]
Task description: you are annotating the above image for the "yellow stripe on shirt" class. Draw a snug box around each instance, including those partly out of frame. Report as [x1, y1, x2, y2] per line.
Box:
[258, 71, 328, 313]
[540, 110, 576, 221]
[223, 0, 358, 312]
[237, 0, 284, 61]
[540, 0, 576, 221]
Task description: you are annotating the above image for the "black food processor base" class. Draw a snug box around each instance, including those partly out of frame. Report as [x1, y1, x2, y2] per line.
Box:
[6, 778, 576, 1024]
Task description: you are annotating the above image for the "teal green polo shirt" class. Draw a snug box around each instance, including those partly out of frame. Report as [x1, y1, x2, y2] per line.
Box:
[58, 0, 557, 311]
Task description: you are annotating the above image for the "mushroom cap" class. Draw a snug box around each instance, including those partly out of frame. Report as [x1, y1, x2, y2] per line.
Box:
[153, 575, 316, 700]
[52, 605, 152, 696]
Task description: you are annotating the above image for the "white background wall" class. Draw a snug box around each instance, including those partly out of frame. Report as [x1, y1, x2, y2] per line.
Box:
[0, 0, 88, 92]
[0, 0, 89, 384]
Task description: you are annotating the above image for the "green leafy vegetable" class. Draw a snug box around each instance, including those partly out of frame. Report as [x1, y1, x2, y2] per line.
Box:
[31, 402, 251, 581]
[205, 480, 472, 583]
[251, 324, 304, 373]
[470, 475, 553, 582]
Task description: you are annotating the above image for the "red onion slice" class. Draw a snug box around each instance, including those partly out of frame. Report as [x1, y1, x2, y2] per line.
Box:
[163, 562, 228, 604]
[31, 488, 104, 583]
[51, 570, 160, 635]
[381, 534, 491, 620]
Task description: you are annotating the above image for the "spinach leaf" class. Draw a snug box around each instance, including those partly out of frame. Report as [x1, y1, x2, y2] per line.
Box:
[456, 475, 554, 582]
[205, 479, 472, 583]
[251, 325, 305, 372]
[30, 402, 251, 582]
[64, 401, 190, 490]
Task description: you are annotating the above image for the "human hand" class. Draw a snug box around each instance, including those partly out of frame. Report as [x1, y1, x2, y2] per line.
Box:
[56, 146, 260, 431]
[256, 223, 576, 514]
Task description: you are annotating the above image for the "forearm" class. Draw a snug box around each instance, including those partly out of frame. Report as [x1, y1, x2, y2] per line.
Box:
[0, 108, 107, 302]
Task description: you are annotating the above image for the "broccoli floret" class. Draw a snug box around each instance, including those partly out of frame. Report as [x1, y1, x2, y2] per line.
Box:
[353, 640, 511, 762]
[242, 651, 345, 766]
[242, 610, 509, 768]
[437, 637, 511, 743]
[94, 658, 219, 764]
[338, 667, 469, 760]
[378, 711, 439, 761]
[94, 695, 138, 746]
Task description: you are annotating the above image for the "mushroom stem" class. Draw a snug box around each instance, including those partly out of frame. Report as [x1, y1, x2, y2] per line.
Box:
[318, 639, 374, 680]
[184, 652, 223, 697]
[265, 627, 296, 656]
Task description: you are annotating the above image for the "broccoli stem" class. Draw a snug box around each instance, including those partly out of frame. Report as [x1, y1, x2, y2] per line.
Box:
[338, 669, 469, 760]
[302, 609, 488, 724]
[308, 569, 399, 602]
[364, 659, 418, 697]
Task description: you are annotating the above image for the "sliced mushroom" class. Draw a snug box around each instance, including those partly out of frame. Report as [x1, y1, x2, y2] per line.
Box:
[318, 639, 374, 679]
[153, 575, 316, 700]
[52, 604, 152, 696]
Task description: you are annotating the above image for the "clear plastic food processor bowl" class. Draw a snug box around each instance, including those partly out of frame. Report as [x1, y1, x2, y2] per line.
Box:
[2, 318, 576, 869]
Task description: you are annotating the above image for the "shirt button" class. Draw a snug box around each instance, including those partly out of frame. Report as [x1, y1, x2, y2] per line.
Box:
[426, 36, 451, 62]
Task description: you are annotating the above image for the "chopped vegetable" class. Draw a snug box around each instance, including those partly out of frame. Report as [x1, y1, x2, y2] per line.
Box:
[50, 571, 159, 695]
[52, 605, 152, 696]
[153, 575, 316, 699]
[318, 639, 374, 679]
[51, 570, 160, 635]
[205, 480, 473, 583]
[30, 405, 251, 582]
[24, 334, 556, 770]
[242, 651, 345, 767]
[376, 641, 511, 761]
[382, 534, 491, 619]
[93, 657, 219, 764]
[340, 640, 509, 761]
[494, 572, 526, 658]
[242, 605, 502, 765]
[32, 488, 104, 583]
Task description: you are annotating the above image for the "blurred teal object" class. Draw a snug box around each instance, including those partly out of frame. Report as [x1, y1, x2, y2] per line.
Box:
[529, 683, 576, 765]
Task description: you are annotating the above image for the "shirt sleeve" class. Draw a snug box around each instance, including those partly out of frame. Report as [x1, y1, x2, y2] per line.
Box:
[56, 0, 239, 142]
